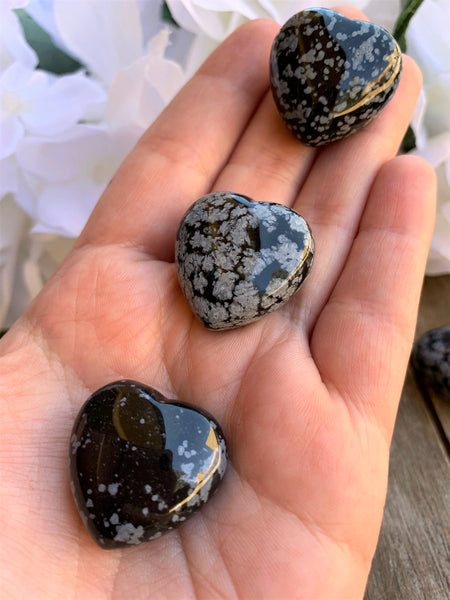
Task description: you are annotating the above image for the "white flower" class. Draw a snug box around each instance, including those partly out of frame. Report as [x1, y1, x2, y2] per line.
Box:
[9, 29, 185, 238]
[0, 2, 37, 71]
[52, 0, 144, 85]
[0, 62, 106, 160]
[166, 0, 401, 78]
[0, 1, 190, 327]
[166, 0, 370, 39]
[2, 0, 448, 328]
[15, 125, 126, 237]
[407, 0, 450, 274]
[107, 29, 185, 148]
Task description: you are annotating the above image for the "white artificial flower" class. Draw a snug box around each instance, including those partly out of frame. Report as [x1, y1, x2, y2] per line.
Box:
[165, 0, 398, 41]
[52, 0, 144, 85]
[23, 0, 73, 59]
[8, 25, 185, 239]
[9, 21, 185, 239]
[0, 62, 106, 160]
[2, 0, 448, 328]
[10, 0, 30, 8]
[15, 125, 127, 237]
[363, 0, 401, 32]
[407, 0, 450, 274]
[167, 0, 401, 78]
[107, 28, 185, 148]
[0, 2, 37, 71]
[0, 1, 189, 327]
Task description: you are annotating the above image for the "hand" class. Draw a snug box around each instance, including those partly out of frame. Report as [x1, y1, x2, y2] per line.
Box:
[0, 11, 435, 600]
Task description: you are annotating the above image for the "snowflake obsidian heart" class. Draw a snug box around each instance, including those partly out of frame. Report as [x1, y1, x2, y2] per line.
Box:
[175, 192, 314, 330]
[270, 8, 402, 146]
[69, 381, 227, 549]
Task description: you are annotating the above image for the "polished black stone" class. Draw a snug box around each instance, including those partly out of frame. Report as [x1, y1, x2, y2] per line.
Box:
[69, 380, 227, 549]
[175, 192, 314, 330]
[270, 8, 402, 146]
[411, 326, 450, 402]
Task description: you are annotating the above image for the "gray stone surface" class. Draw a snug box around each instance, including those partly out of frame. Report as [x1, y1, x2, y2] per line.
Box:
[270, 8, 402, 146]
[175, 192, 314, 330]
[411, 326, 450, 402]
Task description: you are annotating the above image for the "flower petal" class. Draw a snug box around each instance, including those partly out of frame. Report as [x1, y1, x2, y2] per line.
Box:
[25, 0, 74, 57]
[0, 5, 38, 70]
[107, 30, 184, 136]
[53, 0, 143, 84]
[32, 180, 104, 237]
[0, 156, 19, 196]
[406, 0, 450, 81]
[16, 125, 126, 235]
[166, 0, 246, 40]
[426, 162, 450, 275]
[16, 125, 109, 182]
[361, 0, 400, 32]
[422, 74, 450, 138]
[412, 132, 450, 169]
[21, 71, 107, 135]
[0, 115, 24, 159]
[166, 0, 378, 41]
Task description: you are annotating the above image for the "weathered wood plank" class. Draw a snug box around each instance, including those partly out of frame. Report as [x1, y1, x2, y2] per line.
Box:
[365, 274, 450, 599]
[365, 369, 450, 599]
[416, 276, 450, 339]
[415, 275, 450, 441]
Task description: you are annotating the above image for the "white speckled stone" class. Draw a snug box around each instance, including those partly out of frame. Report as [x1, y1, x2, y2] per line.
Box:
[411, 326, 450, 402]
[270, 8, 402, 146]
[175, 192, 314, 330]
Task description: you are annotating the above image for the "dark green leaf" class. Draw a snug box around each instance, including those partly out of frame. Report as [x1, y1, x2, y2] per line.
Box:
[14, 9, 84, 74]
[393, 0, 425, 52]
[161, 2, 179, 27]
[400, 125, 417, 154]
[393, 0, 424, 153]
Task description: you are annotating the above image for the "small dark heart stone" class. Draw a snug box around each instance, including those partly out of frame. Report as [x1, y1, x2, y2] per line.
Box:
[175, 192, 314, 330]
[270, 8, 402, 146]
[411, 326, 450, 402]
[69, 380, 227, 549]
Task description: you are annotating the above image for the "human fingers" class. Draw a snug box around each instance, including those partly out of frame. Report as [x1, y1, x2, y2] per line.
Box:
[291, 54, 422, 332]
[311, 154, 436, 437]
[209, 8, 369, 209]
[78, 19, 280, 260]
[211, 91, 316, 207]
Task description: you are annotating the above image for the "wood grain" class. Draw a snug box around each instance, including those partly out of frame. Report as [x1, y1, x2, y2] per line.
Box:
[416, 275, 450, 441]
[365, 369, 450, 599]
[365, 275, 450, 599]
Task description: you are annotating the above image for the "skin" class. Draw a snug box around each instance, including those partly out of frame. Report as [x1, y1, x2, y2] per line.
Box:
[0, 9, 436, 600]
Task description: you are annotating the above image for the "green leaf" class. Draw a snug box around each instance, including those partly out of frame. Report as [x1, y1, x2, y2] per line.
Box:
[14, 9, 84, 75]
[393, 0, 424, 153]
[161, 2, 179, 27]
[400, 125, 417, 154]
[393, 0, 425, 53]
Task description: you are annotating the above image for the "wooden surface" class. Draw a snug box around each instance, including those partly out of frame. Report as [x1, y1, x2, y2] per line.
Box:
[365, 275, 450, 600]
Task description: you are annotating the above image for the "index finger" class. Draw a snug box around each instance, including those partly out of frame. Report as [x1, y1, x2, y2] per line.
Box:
[77, 19, 280, 260]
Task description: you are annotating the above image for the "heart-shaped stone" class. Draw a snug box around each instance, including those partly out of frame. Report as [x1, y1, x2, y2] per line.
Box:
[411, 326, 450, 402]
[69, 380, 227, 549]
[270, 8, 402, 146]
[175, 192, 314, 330]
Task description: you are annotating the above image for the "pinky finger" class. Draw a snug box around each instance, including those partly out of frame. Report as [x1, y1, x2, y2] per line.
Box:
[311, 154, 436, 436]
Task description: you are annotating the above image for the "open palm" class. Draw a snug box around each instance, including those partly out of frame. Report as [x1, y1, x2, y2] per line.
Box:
[0, 12, 435, 600]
